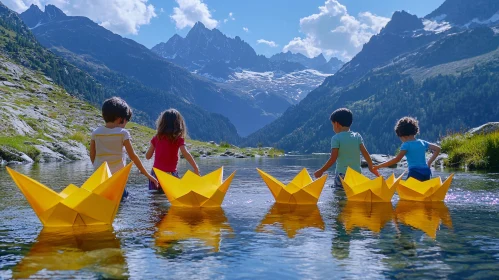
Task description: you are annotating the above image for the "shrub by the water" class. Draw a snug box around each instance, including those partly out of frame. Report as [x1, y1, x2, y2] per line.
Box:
[442, 131, 499, 170]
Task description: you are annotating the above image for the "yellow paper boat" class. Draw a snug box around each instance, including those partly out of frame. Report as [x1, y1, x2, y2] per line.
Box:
[395, 201, 453, 238]
[256, 204, 325, 238]
[340, 167, 403, 202]
[397, 174, 454, 201]
[154, 167, 236, 207]
[256, 168, 327, 204]
[155, 207, 232, 252]
[339, 201, 394, 233]
[13, 226, 127, 278]
[6, 163, 132, 227]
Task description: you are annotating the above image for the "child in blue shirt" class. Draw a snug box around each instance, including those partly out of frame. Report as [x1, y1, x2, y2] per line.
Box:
[314, 108, 378, 188]
[374, 117, 441, 181]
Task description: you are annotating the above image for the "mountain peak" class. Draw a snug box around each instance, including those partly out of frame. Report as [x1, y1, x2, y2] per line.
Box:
[28, 4, 43, 13]
[45, 4, 66, 19]
[20, 4, 46, 27]
[193, 21, 206, 30]
[381, 10, 423, 34]
[187, 21, 210, 38]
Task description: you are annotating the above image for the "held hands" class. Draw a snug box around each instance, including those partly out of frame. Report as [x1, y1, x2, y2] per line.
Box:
[370, 165, 380, 177]
[148, 175, 159, 189]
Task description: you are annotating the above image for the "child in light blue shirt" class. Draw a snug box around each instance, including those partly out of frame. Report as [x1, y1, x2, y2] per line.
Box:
[374, 117, 441, 181]
[314, 108, 378, 188]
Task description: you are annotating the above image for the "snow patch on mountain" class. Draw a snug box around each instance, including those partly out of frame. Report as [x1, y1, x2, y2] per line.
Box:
[226, 69, 330, 102]
[423, 19, 452, 33]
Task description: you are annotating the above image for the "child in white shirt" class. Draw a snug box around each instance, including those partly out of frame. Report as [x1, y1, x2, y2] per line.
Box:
[90, 97, 158, 198]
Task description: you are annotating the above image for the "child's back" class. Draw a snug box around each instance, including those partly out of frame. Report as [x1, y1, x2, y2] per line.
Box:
[314, 108, 377, 186]
[92, 126, 130, 174]
[151, 135, 184, 173]
[332, 131, 363, 174]
[401, 139, 429, 169]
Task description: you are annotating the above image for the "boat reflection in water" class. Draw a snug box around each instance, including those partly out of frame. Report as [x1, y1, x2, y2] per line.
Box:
[395, 201, 453, 239]
[339, 201, 394, 233]
[155, 207, 233, 252]
[13, 226, 127, 278]
[256, 203, 325, 238]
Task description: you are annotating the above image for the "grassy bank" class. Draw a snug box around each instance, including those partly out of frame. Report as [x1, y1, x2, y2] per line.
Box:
[441, 131, 499, 170]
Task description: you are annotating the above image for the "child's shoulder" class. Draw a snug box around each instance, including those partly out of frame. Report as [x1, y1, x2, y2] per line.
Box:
[92, 126, 129, 136]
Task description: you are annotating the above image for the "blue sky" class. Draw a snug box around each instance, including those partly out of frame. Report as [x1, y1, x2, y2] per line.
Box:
[5, 0, 445, 60]
[127, 0, 445, 58]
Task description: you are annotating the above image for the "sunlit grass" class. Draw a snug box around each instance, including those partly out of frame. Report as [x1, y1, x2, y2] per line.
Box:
[442, 131, 499, 170]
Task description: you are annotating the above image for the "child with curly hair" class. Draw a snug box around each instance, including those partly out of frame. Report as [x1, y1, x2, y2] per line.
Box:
[374, 117, 441, 181]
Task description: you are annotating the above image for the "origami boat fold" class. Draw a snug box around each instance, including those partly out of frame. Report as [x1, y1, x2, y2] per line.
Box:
[340, 167, 403, 202]
[339, 201, 394, 233]
[395, 201, 453, 238]
[13, 226, 126, 278]
[154, 167, 236, 207]
[397, 174, 454, 201]
[256, 168, 327, 204]
[155, 207, 232, 252]
[256, 204, 325, 238]
[6, 163, 132, 227]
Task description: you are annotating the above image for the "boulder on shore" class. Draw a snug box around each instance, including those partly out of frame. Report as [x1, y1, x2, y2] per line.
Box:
[468, 122, 499, 135]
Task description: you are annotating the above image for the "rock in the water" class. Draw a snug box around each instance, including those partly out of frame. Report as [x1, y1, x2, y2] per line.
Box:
[371, 154, 393, 164]
[35, 145, 66, 162]
[362, 154, 399, 168]
[55, 141, 89, 160]
[435, 153, 448, 166]
[0, 146, 33, 164]
[468, 122, 499, 135]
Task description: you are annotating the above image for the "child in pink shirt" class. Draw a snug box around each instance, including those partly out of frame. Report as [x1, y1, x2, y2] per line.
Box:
[146, 109, 200, 191]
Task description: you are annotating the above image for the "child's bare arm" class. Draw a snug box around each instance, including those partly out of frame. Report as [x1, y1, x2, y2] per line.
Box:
[427, 143, 441, 167]
[145, 144, 154, 160]
[360, 144, 379, 176]
[180, 146, 200, 175]
[123, 139, 158, 186]
[375, 150, 406, 169]
[90, 140, 96, 164]
[314, 148, 338, 178]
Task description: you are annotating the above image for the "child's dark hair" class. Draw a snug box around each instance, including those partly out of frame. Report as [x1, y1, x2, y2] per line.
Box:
[395, 117, 419, 137]
[156, 109, 186, 140]
[330, 108, 353, 127]
[102, 97, 132, 124]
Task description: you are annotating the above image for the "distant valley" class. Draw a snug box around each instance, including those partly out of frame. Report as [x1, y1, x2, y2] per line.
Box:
[151, 22, 343, 108]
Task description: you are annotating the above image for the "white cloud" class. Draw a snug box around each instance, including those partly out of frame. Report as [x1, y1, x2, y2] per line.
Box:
[224, 12, 235, 23]
[171, 0, 218, 29]
[257, 39, 278, 48]
[283, 0, 389, 60]
[243, 27, 249, 32]
[4, 0, 157, 35]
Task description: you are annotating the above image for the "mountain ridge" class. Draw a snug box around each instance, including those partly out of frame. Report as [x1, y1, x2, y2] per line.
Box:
[19, 4, 271, 137]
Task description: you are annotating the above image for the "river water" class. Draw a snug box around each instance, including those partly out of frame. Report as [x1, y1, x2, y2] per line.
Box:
[0, 155, 498, 279]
